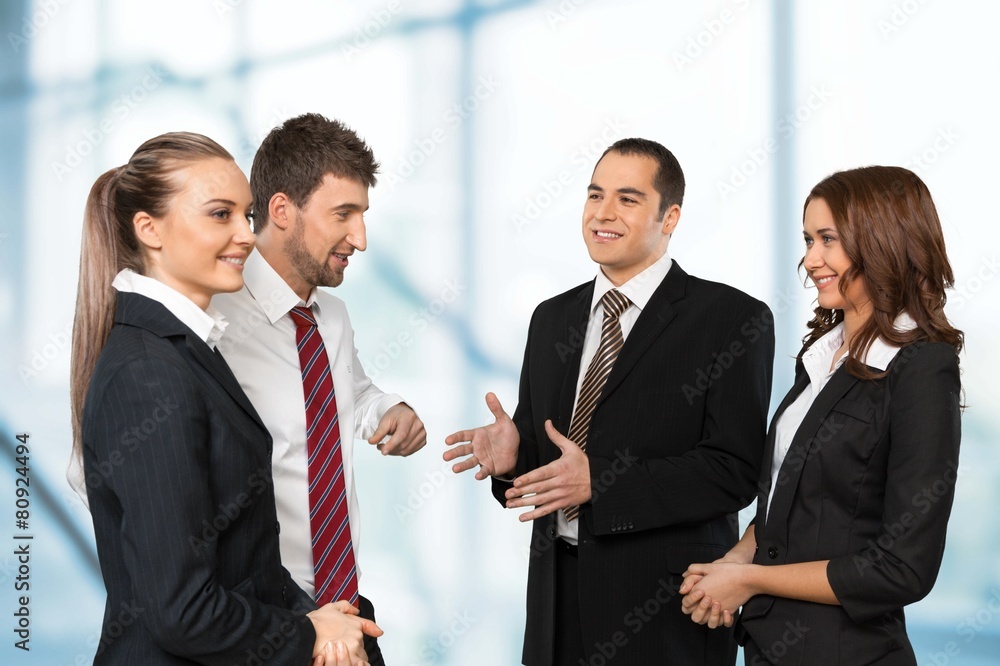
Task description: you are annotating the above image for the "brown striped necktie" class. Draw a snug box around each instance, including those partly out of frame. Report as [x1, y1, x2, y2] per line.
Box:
[563, 289, 631, 521]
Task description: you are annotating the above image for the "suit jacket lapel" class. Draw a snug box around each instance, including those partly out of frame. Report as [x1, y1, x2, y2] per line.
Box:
[185, 338, 268, 432]
[115, 292, 267, 432]
[754, 366, 809, 529]
[764, 366, 860, 531]
[557, 284, 594, 433]
[596, 262, 685, 408]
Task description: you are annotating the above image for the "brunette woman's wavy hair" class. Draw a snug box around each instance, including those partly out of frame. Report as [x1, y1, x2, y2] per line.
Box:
[70, 133, 233, 459]
[799, 166, 964, 379]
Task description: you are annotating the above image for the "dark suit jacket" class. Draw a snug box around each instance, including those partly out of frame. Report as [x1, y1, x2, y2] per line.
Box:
[492, 262, 774, 665]
[82, 292, 317, 665]
[739, 342, 962, 665]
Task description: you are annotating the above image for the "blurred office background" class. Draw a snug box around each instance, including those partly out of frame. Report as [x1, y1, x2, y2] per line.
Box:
[0, 0, 997, 663]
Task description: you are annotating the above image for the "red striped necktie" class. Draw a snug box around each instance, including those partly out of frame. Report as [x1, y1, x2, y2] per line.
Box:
[289, 305, 359, 607]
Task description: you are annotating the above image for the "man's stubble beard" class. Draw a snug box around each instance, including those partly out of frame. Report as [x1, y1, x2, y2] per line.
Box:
[286, 219, 345, 289]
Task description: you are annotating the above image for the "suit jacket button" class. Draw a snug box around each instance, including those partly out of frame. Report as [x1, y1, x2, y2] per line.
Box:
[275, 522, 281, 535]
[767, 546, 778, 559]
[282, 586, 288, 603]
[611, 525, 618, 532]
[627, 521, 634, 530]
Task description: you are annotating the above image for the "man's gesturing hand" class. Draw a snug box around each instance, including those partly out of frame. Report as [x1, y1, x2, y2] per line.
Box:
[443, 392, 520, 480]
[503, 420, 590, 522]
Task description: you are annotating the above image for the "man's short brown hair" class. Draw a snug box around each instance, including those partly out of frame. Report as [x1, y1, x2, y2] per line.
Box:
[250, 113, 379, 232]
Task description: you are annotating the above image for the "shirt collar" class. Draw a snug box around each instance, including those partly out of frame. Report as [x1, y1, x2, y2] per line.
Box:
[865, 312, 918, 370]
[112, 269, 228, 349]
[590, 250, 672, 315]
[801, 312, 918, 382]
[242, 251, 323, 324]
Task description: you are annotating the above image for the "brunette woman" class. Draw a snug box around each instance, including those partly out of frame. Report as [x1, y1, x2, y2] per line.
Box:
[679, 166, 963, 665]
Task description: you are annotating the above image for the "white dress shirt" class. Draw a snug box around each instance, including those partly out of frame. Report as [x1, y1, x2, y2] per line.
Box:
[764, 313, 917, 519]
[112, 269, 229, 348]
[66, 270, 229, 502]
[558, 250, 673, 543]
[213, 251, 403, 595]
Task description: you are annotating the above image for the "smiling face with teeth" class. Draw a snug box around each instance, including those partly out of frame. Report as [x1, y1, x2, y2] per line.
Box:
[254, 171, 370, 301]
[582, 151, 680, 286]
[133, 157, 254, 310]
[802, 197, 870, 320]
[277, 172, 369, 299]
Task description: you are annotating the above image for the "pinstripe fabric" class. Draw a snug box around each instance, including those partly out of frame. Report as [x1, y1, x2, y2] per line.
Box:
[490, 262, 775, 664]
[288, 306, 358, 607]
[82, 293, 316, 665]
[563, 289, 630, 522]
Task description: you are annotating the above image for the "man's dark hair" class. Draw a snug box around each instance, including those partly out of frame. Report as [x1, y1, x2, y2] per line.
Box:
[250, 113, 379, 231]
[598, 138, 685, 216]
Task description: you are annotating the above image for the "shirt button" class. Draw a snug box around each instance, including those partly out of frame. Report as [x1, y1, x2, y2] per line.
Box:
[768, 546, 778, 559]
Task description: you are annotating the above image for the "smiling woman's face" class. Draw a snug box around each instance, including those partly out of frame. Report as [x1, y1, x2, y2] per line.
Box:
[802, 197, 869, 317]
[139, 157, 255, 309]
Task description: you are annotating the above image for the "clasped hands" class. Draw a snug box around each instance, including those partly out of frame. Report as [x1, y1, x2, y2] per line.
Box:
[308, 601, 382, 666]
[443, 393, 592, 520]
[678, 558, 757, 630]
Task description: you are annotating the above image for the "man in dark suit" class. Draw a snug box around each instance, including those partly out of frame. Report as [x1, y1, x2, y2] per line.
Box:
[445, 138, 774, 665]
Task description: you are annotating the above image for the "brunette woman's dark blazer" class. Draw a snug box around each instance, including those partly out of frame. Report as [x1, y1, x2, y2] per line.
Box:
[82, 292, 317, 665]
[738, 341, 962, 665]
